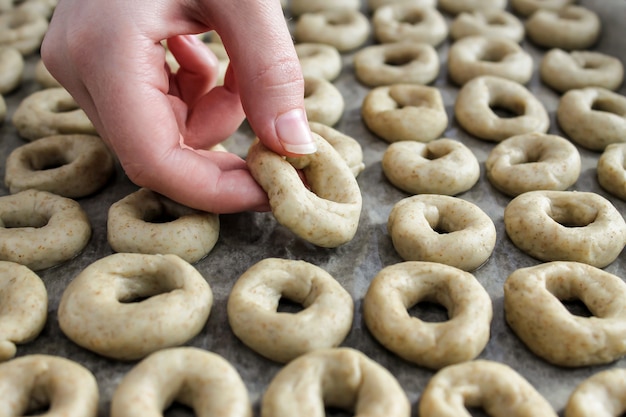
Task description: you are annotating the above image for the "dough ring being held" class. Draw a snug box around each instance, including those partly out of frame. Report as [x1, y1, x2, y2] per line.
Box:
[382, 138, 480, 195]
[503, 190, 626, 268]
[372, 3, 448, 46]
[597, 143, 626, 201]
[107, 188, 220, 264]
[295, 43, 342, 81]
[261, 348, 410, 417]
[309, 121, 364, 177]
[294, 8, 370, 52]
[363, 261, 492, 369]
[111, 347, 251, 417]
[565, 368, 626, 417]
[0, 261, 47, 361]
[227, 258, 354, 363]
[504, 261, 626, 367]
[449, 9, 524, 43]
[58, 253, 213, 360]
[247, 134, 362, 248]
[304, 76, 345, 126]
[525, 5, 601, 51]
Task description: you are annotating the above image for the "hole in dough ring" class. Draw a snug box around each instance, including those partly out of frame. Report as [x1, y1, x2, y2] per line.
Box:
[565, 368, 626, 417]
[388, 195, 496, 271]
[304, 76, 345, 127]
[418, 360, 557, 417]
[309, 121, 365, 177]
[57, 253, 213, 361]
[110, 347, 251, 417]
[597, 143, 626, 201]
[294, 8, 370, 52]
[295, 43, 342, 82]
[504, 261, 626, 367]
[0, 261, 47, 361]
[247, 133, 362, 248]
[525, 5, 601, 51]
[107, 188, 220, 264]
[227, 258, 354, 364]
[372, 3, 448, 46]
[0, 189, 91, 271]
[363, 261, 492, 369]
[503, 190, 626, 268]
[260, 347, 411, 417]
[449, 9, 525, 43]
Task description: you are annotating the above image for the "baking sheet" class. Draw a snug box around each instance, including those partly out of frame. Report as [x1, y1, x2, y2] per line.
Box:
[1, 1, 625, 415]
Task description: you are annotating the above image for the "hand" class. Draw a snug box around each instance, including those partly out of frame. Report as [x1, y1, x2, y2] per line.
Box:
[41, 0, 316, 213]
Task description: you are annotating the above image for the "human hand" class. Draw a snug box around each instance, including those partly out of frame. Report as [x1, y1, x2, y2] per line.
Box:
[41, 0, 316, 213]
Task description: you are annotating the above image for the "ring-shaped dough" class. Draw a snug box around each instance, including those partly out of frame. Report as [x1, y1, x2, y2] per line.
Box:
[504, 261, 626, 367]
[0, 355, 98, 417]
[388, 195, 496, 271]
[247, 134, 362, 248]
[525, 5, 601, 51]
[354, 42, 440, 87]
[304, 76, 344, 126]
[4, 134, 115, 198]
[418, 360, 558, 417]
[110, 347, 251, 417]
[368, 0, 436, 12]
[448, 36, 533, 85]
[0, 189, 91, 271]
[382, 138, 480, 195]
[363, 261, 492, 369]
[372, 3, 448, 46]
[294, 8, 370, 52]
[227, 258, 354, 364]
[565, 369, 626, 417]
[454, 75, 550, 142]
[450, 9, 525, 42]
[597, 143, 626, 201]
[503, 190, 626, 268]
[0, 46, 22, 94]
[438, 0, 506, 15]
[510, 0, 575, 16]
[557, 87, 626, 151]
[485, 132, 581, 196]
[290, 0, 359, 16]
[295, 43, 342, 81]
[0, 261, 47, 361]
[261, 348, 411, 417]
[362, 84, 447, 143]
[0, 7, 48, 54]
[58, 253, 213, 360]
[107, 188, 220, 264]
[309, 121, 365, 177]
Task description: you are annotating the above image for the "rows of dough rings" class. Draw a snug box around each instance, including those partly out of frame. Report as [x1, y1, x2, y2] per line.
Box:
[449, 9, 525, 42]
[372, 2, 448, 46]
[293, 8, 370, 52]
[303, 76, 345, 126]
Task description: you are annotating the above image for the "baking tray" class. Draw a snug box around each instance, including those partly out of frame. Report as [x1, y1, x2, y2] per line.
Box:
[0, 1, 625, 415]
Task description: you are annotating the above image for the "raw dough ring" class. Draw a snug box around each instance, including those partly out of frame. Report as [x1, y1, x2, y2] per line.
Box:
[454, 75, 550, 142]
[565, 368, 626, 417]
[12, 87, 97, 141]
[448, 36, 533, 85]
[354, 42, 440, 87]
[438, 0, 506, 15]
[0, 6, 48, 55]
[541, 49, 624, 93]
[363, 261, 492, 369]
[418, 360, 557, 417]
[597, 143, 626, 200]
[0, 354, 99, 416]
[511, 0, 575, 16]
[0, 189, 91, 271]
[485, 132, 581, 197]
[504, 261, 626, 367]
[449, 9, 525, 43]
[368, 0, 436, 12]
[107, 188, 220, 264]
[309, 121, 364, 177]
[110, 347, 251, 417]
[57, 253, 213, 361]
[4, 134, 115, 198]
[0, 46, 22, 94]
[503, 190, 626, 268]
[227, 258, 354, 363]
[557, 87, 626, 151]
[382, 138, 480, 195]
[388, 194, 496, 271]
[525, 5, 601, 51]
[295, 43, 342, 81]
[261, 348, 411, 417]
[303, 76, 344, 126]
[290, 0, 359, 16]
[0, 261, 47, 361]
[247, 134, 362, 248]
[372, 3, 448, 46]
[362, 84, 447, 143]
[294, 8, 370, 52]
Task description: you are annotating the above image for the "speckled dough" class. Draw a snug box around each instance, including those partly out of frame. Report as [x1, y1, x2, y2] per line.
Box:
[303, 76, 344, 126]
[449, 9, 525, 42]
[295, 43, 342, 81]
[503, 190, 626, 268]
[0, 46, 22, 94]
[382, 138, 480, 195]
[261, 348, 411, 417]
[247, 134, 362, 248]
[485, 132, 581, 197]
[309, 121, 365, 177]
[12, 87, 97, 141]
[565, 368, 626, 417]
[419, 360, 558, 417]
[504, 261, 626, 367]
[294, 8, 370, 52]
[438, 0, 506, 15]
[454, 75, 550, 142]
[0, 189, 91, 271]
[557, 87, 626, 151]
[290, 0, 359, 16]
[0, 7, 47, 54]
[4, 134, 115, 198]
[110, 347, 251, 417]
[58, 253, 213, 361]
[372, 3, 448, 46]
[387, 194, 496, 271]
[227, 258, 354, 364]
[597, 143, 626, 200]
[362, 84, 447, 143]
[363, 261, 492, 369]
[107, 188, 220, 264]
[511, 0, 575, 16]
[0, 261, 47, 361]
[525, 5, 601, 50]
[0, 354, 98, 417]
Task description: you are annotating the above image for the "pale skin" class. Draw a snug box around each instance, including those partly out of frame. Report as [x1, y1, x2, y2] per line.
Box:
[41, 0, 317, 214]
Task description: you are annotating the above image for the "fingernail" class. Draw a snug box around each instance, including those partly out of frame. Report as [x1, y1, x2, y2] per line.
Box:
[275, 109, 317, 155]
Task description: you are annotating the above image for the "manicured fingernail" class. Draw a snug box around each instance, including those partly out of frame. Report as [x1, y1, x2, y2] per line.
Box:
[275, 109, 317, 155]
